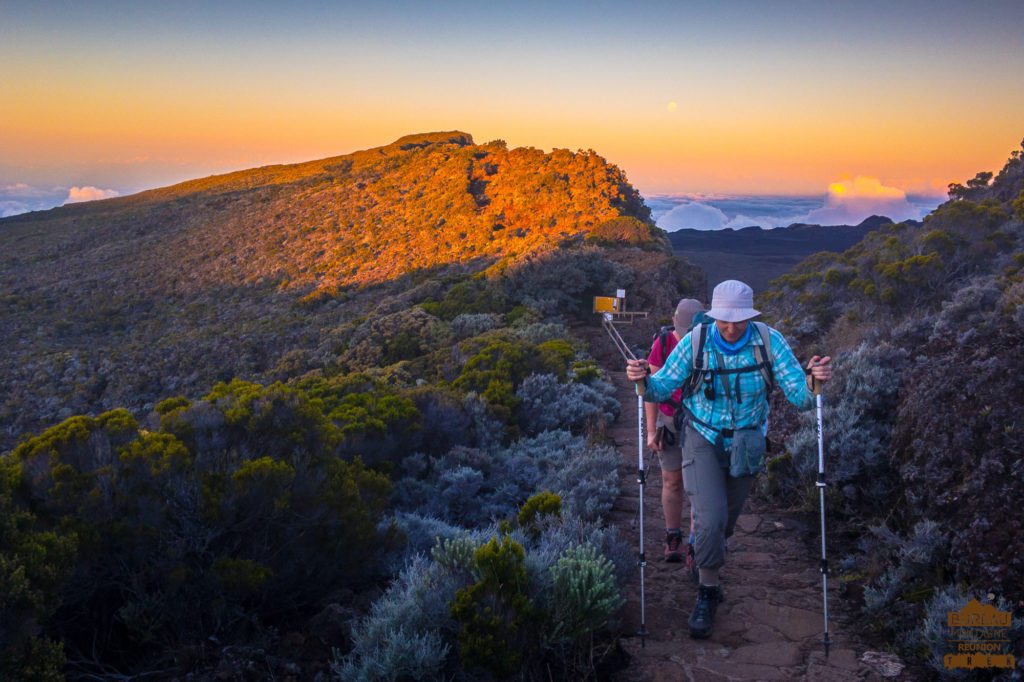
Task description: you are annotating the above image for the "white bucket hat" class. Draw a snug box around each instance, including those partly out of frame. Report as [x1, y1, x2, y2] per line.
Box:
[706, 280, 760, 322]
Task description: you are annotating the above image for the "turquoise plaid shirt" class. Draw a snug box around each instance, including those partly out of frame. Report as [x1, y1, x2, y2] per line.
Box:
[641, 324, 813, 446]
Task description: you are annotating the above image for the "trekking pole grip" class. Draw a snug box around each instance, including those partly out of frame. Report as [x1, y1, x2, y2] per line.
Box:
[630, 360, 648, 397]
[807, 359, 823, 395]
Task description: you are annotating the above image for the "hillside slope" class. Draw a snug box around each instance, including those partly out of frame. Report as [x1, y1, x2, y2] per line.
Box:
[0, 132, 681, 450]
[757, 138, 1024, 677]
[2, 131, 650, 294]
[0, 131, 708, 680]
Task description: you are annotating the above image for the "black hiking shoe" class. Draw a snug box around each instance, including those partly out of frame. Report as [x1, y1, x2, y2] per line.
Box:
[664, 531, 684, 562]
[688, 584, 724, 639]
[685, 541, 699, 584]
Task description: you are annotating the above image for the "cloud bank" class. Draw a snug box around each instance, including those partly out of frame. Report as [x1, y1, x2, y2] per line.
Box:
[801, 176, 920, 225]
[1, 183, 65, 217]
[651, 177, 944, 231]
[657, 201, 730, 231]
[0, 183, 126, 217]
[65, 186, 120, 204]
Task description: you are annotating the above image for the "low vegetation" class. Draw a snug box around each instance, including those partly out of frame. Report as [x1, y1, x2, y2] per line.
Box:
[0, 133, 700, 678]
[760, 138, 1024, 675]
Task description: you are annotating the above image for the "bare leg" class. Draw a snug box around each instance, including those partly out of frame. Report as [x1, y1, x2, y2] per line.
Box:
[662, 469, 683, 529]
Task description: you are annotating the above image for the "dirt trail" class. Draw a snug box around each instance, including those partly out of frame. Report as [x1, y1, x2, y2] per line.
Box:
[603, 370, 885, 681]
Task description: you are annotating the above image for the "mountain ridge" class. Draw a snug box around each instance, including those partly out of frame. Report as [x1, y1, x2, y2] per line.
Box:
[3, 130, 653, 295]
[0, 131, 682, 450]
[666, 215, 904, 294]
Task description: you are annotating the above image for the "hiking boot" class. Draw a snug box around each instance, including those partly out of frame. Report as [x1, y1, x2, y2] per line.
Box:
[688, 584, 724, 639]
[685, 541, 699, 584]
[664, 531, 684, 562]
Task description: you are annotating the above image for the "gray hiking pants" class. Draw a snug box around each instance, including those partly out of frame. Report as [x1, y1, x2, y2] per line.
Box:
[681, 424, 755, 570]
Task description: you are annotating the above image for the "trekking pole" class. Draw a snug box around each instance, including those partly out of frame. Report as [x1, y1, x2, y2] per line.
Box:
[813, 367, 831, 657]
[600, 314, 648, 647]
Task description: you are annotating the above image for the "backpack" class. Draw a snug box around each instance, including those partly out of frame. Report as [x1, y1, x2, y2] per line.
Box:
[649, 325, 684, 415]
[651, 325, 676, 365]
[681, 321, 775, 403]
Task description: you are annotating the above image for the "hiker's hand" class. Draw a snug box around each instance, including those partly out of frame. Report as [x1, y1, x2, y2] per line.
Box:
[806, 356, 833, 383]
[626, 359, 650, 382]
[647, 431, 663, 452]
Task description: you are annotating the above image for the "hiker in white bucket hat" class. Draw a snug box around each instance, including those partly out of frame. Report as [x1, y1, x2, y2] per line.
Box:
[706, 279, 761, 322]
[627, 279, 833, 639]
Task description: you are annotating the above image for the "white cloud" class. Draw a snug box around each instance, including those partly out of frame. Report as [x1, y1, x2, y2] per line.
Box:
[657, 201, 729, 231]
[1, 201, 32, 218]
[0, 183, 68, 216]
[800, 176, 920, 225]
[1, 182, 54, 198]
[65, 186, 120, 204]
[722, 213, 800, 229]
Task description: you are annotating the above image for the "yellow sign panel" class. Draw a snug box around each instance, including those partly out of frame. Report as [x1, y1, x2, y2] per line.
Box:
[593, 296, 621, 314]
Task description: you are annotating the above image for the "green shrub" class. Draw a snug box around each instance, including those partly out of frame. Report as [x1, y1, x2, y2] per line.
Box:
[431, 535, 480, 578]
[428, 280, 508, 321]
[546, 544, 624, 645]
[0, 457, 76, 681]
[155, 395, 191, 415]
[289, 372, 377, 411]
[536, 339, 575, 379]
[506, 305, 539, 326]
[7, 392, 397, 675]
[1, 636, 66, 682]
[213, 557, 274, 596]
[451, 535, 535, 677]
[204, 378, 342, 459]
[452, 336, 580, 430]
[329, 392, 420, 440]
[570, 360, 602, 384]
[925, 198, 1009, 232]
[920, 229, 956, 254]
[517, 490, 562, 530]
[119, 431, 190, 477]
[584, 216, 656, 247]
[13, 412, 137, 520]
[452, 337, 531, 426]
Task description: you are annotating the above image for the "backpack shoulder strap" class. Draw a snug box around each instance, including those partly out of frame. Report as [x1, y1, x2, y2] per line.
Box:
[752, 321, 771, 358]
[690, 323, 709, 370]
[751, 322, 774, 394]
[681, 323, 710, 398]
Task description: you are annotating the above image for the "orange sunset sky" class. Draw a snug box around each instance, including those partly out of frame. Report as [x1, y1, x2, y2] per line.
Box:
[2, 1, 1023, 217]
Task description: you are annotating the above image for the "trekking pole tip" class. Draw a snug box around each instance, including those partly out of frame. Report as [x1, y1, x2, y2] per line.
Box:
[823, 633, 831, 658]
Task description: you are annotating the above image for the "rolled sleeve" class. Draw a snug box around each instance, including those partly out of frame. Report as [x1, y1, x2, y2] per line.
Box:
[639, 331, 694, 402]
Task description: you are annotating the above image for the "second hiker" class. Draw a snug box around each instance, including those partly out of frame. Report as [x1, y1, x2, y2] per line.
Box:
[647, 299, 709, 571]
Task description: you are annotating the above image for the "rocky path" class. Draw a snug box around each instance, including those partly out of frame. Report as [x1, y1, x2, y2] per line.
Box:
[604, 370, 887, 681]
